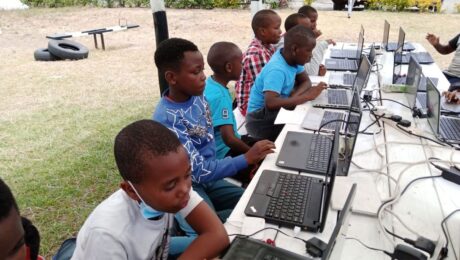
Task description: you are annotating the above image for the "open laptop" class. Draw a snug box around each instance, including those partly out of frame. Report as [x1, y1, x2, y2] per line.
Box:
[382, 20, 415, 52]
[400, 56, 428, 111]
[394, 27, 434, 64]
[302, 83, 362, 134]
[325, 31, 364, 72]
[329, 45, 376, 88]
[312, 55, 371, 109]
[224, 184, 357, 260]
[245, 128, 340, 232]
[330, 26, 364, 59]
[426, 78, 460, 144]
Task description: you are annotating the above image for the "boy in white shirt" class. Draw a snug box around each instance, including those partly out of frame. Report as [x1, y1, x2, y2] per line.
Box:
[71, 119, 229, 259]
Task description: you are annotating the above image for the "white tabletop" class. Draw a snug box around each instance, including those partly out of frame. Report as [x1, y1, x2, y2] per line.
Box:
[224, 42, 460, 260]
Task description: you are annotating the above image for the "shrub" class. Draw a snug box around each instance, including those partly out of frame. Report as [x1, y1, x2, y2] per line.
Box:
[213, 0, 241, 8]
[165, 0, 214, 9]
[457, 3, 460, 13]
[304, 0, 313, 5]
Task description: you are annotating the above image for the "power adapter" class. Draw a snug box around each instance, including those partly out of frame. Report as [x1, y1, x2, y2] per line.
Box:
[390, 115, 402, 122]
[392, 244, 427, 260]
[363, 90, 373, 102]
[305, 237, 328, 257]
[441, 166, 460, 185]
[397, 120, 411, 128]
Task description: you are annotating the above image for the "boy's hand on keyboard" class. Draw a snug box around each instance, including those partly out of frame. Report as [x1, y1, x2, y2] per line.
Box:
[244, 140, 276, 165]
[305, 82, 327, 101]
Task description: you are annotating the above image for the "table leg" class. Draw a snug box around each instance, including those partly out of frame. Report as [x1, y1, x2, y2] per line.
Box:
[93, 34, 98, 49]
[100, 33, 105, 50]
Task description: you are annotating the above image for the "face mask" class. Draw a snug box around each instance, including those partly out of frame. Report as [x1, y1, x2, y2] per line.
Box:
[128, 181, 164, 220]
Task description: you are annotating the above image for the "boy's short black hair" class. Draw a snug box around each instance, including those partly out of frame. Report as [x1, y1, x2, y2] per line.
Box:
[284, 25, 316, 49]
[114, 120, 182, 184]
[207, 42, 240, 75]
[251, 9, 278, 34]
[284, 13, 308, 32]
[298, 5, 317, 18]
[154, 38, 199, 74]
[0, 178, 19, 221]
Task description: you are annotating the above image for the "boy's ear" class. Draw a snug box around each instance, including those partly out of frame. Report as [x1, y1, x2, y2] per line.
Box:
[164, 70, 177, 86]
[225, 62, 232, 73]
[120, 181, 140, 202]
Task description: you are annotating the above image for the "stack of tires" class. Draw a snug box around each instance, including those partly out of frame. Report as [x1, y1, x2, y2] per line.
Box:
[34, 39, 89, 61]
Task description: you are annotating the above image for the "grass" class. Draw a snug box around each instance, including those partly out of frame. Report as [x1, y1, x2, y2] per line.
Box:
[0, 6, 459, 257]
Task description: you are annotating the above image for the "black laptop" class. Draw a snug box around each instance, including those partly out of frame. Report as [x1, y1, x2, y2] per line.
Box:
[394, 27, 434, 64]
[329, 44, 376, 89]
[325, 31, 364, 72]
[245, 128, 340, 232]
[224, 184, 357, 260]
[426, 78, 460, 144]
[382, 20, 415, 52]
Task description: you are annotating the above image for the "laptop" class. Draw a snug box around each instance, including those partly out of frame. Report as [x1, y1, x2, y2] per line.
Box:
[224, 184, 357, 260]
[329, 45, 376, 89]
[302, 84, 362, 134]
[426, 78, 460, 144]
[330, 26, 364, 59]
[400, 56, 428, 111]
[312, 55, 371, 109]
[325, 31, 364, 72]
[394, 28, 434, 64]
[382, 20, 415, 52]
[245, 128, 340, 232]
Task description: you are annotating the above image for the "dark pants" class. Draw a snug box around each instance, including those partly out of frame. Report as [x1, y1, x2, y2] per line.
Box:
[246, 107, 284, 142]
[444, 72, 460, 91]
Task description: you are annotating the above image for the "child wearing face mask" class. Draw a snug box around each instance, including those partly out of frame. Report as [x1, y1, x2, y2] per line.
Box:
[71, 120, 229, 260]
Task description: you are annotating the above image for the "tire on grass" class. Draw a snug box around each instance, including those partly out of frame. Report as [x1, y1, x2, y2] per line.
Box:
[48, 39, 89, 60]
[34, 48, 61, 61]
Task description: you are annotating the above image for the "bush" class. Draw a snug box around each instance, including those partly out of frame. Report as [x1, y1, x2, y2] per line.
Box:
[304, 0, 313, 5]
[457, 3, 460, 13]
[165, 0, 214, 9]
[366, 0, 440, 11]
[213, 0, 241, 8]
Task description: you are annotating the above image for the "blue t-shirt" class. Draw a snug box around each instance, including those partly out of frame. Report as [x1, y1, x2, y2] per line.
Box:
[247, 49, 305, 113]
[152, 92, 247, 184]
[204, 77, 240, 159]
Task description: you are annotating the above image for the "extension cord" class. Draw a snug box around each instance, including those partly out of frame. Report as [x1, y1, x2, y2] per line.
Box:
[373, 106, 393, 117]
[380, 117, 421, 137]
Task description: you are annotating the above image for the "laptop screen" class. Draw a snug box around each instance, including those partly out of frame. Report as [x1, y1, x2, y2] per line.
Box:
[382, 20, 390, 48]
[320, 126, 340, 232]
[405, 57, 423, 108]
[321, 184, 357, 260]
[368, 44, 376, 65]
[355, 32, 364, 60]
[397, 27, 405, 50]
[393, 45, 404, 84]
[426, 78, 440, 136]
[354, 54, 371, 95]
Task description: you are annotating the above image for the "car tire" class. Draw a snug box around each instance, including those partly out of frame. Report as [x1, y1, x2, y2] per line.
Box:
[34, 48, 61, 61]
[48, 40, 89, 60]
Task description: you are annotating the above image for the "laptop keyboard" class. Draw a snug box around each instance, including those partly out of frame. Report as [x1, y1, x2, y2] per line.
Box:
[320, 111, 344, 131]
[328, 90, 348, 105]
[306, 134, 332, 172]
[417, 92, 427, 108]
[413, 52, 434, 64]
[441, 117, 460, 140]
[265, 173, 314, 224]
[343, 74, 355, 85]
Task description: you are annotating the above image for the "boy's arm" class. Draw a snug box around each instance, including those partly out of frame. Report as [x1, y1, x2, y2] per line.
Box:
[291, 72, 311, 97]
[220, 125, 251, 154]
[179, 201, 229, 260]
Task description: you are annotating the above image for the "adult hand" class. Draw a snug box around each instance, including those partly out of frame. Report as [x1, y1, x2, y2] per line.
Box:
[244, 140, 276, 165]
[426, 33, 439, 46]
[318, 64, 327, 76]
[443, 91, 460, 104]
[326, 39, 336, 46]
